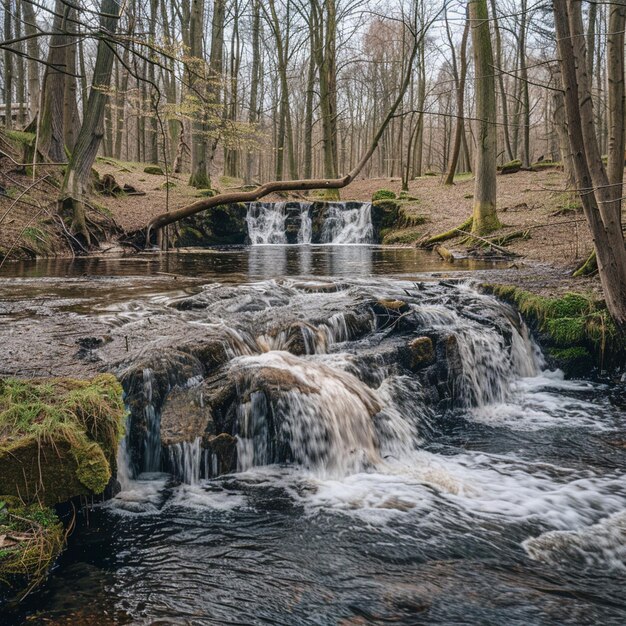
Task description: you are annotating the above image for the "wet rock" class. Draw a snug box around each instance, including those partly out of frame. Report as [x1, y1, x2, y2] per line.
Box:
[406, 337, 435, 370]
[371, 199, 400, 239]
[160, 385, 214, 446]
[172, 203, 248, 246]
[205, 433, 237, 474]
[120, 350, 204, 472]
[371, 299, 410, 329]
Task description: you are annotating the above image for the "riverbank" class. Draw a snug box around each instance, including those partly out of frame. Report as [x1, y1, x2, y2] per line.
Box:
[0, 146, 600, 279]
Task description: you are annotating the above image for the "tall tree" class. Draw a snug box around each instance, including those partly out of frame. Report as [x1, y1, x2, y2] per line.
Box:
[553, 0, 626, 329]
[469, 0, 500, 234]
[62, 0, 122, 242]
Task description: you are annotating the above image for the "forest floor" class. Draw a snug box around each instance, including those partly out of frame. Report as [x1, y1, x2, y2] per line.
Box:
[0, 155, 614, 298]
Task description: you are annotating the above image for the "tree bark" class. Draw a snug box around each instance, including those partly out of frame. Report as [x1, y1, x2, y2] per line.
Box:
[554, 0, 626, 329]
[469, 0, 500, 234]
[62, 0, 122, 242]
[21, 0, 40, 121]
[444, 8, 470, 186]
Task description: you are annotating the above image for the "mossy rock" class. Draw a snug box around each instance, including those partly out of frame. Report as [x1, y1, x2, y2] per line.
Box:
[406, 337, 435, 370]
[144, 165, 164, 175]
[498, 159, 522, 175]
[547, 347, 593, 378]
[372, 189, 397, 202]
[485, 284, 624, 373]
[161, 181, 177, 189]
[195, 188, 218, 198]
[371, 199, 400, 237]
[382, 227, 424, 245]
[3, 129, 36, 148]
[0, 374, 125, 506]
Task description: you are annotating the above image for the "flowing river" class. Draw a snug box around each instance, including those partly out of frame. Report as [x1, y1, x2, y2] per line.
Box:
[1, 241, 625, 625]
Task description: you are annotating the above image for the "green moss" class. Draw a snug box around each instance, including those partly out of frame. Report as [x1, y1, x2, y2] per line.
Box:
[486, 284, 623, 370]
[382, 227, 424, 245]
[195, 188, 217, 198]
[0, 375, 125, 506]
[161, 181, 177, 189]
[372, 189, 397, 202]
[144, 165, 164, 175]
[3, 129, 36, 147]
[546, 317, 586, 345]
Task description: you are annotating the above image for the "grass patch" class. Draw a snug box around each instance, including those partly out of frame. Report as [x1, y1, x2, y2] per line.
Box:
[0, 497, 64, 592]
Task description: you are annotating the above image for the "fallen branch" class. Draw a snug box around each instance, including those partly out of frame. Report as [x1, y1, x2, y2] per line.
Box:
[454, 229, 516, 256]
[420, 216, 473, 248]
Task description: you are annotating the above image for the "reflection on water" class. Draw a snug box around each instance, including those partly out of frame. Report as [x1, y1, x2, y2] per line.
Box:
[0, 245, 502, 280]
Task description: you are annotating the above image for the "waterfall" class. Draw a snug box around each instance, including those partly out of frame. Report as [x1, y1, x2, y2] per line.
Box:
[320, 203, 373, 244]
[246, 202, 288, 244]
[120, 281, 547, 486]
[167, 438, 206, 484]
[245, 202, 373, 244]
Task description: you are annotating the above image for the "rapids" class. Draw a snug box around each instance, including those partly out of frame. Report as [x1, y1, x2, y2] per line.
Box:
[0, 248, 624, 625]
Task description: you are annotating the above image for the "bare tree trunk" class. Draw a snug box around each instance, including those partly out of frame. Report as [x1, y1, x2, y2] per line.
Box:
[39, 0, 73, 162]
[552, 67, 576, 189]
[206, 0, 226, 177]
[63, 7, 80, 152]
[444, 8, 469, 186]
[62, 0, 122, 242]
[303, 19, 315, 181]
[519, 0, 531, 168]
[489, 0, 513, 162]
[22, 0, 40, 121]
[188, 0, 210, 188]
[469, 0, 500, 234]
[3, 0, 13, 129]
[554, 0, 626, 329]
[245, 0, 261, 184]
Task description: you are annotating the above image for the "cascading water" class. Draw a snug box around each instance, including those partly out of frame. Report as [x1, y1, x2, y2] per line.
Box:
[245, 201, 373, 244]
[320, 202, 374, 244]
[6, 264, 625, 624]
[246, 201, 288, 244]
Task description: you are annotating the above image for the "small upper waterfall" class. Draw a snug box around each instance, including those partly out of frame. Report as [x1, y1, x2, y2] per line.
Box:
[246, 201, 373, 244]
[320, 203, 373, 244]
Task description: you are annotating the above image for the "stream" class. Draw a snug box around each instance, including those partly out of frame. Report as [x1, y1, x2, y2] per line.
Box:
[1, 241, 625, 625]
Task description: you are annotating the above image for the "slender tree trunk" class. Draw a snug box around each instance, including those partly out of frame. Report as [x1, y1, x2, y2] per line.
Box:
[3, 0, 13, 129]
[22, 0, 40, 121]
[40, 0, 72, 162]
[444, 8, 470, 185]
[245, 0, 261, 184]
[188, 0, 210, 188]
[469, 0, 500, 234]
[62, 0, 122, 243]
[489, 0, 513, 162]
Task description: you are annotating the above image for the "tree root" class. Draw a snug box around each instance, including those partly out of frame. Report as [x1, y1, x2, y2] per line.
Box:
[420, 216, 473, 248]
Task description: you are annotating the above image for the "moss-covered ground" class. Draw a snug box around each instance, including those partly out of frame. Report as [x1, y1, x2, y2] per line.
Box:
[486, 286, 624, 375]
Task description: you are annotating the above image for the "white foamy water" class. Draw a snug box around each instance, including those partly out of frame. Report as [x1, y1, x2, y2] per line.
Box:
[245, 201, 373, 244]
